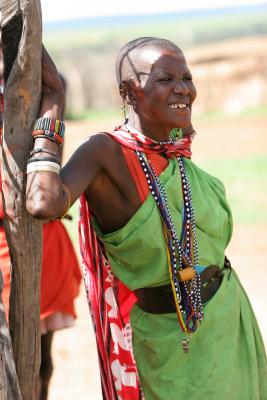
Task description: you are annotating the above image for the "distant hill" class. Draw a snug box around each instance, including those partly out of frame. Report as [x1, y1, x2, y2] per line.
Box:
[43, 3, 267, 51]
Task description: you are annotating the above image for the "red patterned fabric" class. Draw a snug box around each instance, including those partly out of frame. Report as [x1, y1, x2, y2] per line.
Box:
[108, 124, 193, 159]
[79, 196, 142, 399]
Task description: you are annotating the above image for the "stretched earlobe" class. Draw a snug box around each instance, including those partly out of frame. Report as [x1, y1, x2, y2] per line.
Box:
[119, 81, 127, 100]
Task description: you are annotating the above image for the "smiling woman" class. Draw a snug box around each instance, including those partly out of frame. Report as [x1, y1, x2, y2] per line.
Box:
[116, 38, 196, 140]
[25, 36, 267, 400]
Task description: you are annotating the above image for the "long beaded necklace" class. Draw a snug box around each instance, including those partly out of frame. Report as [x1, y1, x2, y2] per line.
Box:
[109, 124, 204, 352]
[126, 127, 204, 352]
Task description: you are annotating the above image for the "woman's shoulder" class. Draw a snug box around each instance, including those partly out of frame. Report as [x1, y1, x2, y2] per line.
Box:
[76, 131, 122, 161]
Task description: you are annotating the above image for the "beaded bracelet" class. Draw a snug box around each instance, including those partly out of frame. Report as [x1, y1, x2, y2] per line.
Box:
[34, 117, 65, 138]
[60, 183, 72, 219]
[32, 117, 65, 146]
[33, 134, 59, 144]
[32, 130, 64, 145]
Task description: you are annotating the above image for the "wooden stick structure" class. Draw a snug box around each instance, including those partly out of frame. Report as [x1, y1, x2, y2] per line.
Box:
[0, 1, 43, 398]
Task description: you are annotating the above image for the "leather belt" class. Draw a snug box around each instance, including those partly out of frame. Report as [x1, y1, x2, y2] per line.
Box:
[134, 257, 231, 314]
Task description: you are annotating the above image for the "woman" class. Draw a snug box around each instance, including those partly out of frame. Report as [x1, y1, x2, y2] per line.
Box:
[26, 37, 267, 400]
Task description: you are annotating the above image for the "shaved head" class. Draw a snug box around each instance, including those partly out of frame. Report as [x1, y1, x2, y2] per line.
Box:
[116, 37, 182, 84]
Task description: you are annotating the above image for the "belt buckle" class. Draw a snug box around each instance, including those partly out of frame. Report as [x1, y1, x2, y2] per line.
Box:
[200, 265, 223, 304]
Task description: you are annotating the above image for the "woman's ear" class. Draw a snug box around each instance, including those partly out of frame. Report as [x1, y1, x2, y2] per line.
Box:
[119, 80, 137, 107]
[119, 80, 128, 102]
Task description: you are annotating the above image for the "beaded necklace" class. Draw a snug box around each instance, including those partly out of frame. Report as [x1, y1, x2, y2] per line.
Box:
[120, 124, 204, 351]
[136, 150, 203, 327]
[108, 124, 204, 351]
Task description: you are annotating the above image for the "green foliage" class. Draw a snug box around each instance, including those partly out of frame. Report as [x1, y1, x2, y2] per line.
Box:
[195, 106, 267, 122]
[65, 108, 119, 121]
[198, 156, 267, 224]
[62, 204, 79, 246]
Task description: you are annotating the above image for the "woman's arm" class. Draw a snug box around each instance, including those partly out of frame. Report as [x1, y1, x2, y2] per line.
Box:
[26, 47, 100, 220]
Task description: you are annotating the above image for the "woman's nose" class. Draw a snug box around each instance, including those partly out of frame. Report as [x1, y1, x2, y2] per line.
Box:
[173, 79, 189, 95]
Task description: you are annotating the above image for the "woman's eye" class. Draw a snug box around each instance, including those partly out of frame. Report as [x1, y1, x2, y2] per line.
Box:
[183, 75, 193, 81]
[156, 77, 172, 82]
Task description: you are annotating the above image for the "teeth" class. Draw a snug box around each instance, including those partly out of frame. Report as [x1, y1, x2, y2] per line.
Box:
[169, 104, 187, 109]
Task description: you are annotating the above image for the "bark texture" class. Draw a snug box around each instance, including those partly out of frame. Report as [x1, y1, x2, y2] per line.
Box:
[0, 0, 43, 399]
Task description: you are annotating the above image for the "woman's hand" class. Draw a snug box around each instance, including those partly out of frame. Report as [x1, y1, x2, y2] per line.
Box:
[39, 45, 65, 120]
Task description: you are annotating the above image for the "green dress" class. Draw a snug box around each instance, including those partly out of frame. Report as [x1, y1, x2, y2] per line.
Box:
[94, 157, 267, 400]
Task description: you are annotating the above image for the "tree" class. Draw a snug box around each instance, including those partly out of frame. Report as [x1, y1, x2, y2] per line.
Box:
[0, 0, 43, 398]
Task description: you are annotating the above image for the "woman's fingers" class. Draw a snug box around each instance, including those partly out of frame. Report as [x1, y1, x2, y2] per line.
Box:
[42, 46, 63, 92]
[40, 45, 65, 118]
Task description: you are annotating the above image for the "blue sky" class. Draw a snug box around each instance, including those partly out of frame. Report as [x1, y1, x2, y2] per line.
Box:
[41, 0, 266, 22]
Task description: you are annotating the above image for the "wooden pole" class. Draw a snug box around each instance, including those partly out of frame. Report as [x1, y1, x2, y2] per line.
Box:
[0, 1, 43, 399]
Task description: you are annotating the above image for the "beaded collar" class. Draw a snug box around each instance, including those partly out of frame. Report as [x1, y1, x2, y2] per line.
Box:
[110, 123, 194, 159]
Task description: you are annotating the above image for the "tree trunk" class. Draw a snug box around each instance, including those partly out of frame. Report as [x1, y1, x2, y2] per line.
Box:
[0, 1, 43, 399]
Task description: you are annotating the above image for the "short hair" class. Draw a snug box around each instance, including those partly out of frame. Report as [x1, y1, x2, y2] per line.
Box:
[116, 37, 182, 83]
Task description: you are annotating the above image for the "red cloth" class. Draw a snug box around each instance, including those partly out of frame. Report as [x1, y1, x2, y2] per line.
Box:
[0, 171, 82, 320]
[121, 146, 168, 203]
[41, 220, 82, 319]
[0, 227, 11, 312]
[0, 220, 81, 320]
[78, 142, 169, 399]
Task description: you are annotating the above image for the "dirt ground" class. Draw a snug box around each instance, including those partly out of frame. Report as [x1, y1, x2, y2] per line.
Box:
[48, 114, 267, 400]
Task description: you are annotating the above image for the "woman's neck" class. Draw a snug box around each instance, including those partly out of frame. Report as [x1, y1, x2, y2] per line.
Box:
[127, 115, 172, 142]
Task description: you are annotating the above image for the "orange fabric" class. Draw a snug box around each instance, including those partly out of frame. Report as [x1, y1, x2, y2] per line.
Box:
[0, 227, 11, 315]
[0, 220, 82, 321]
[0, 166, 81, 321]
[0, 168, 4, 219]
[121, 146, 169, 203]
[0, 171, 11, 314]
[41, 220, 82, 320]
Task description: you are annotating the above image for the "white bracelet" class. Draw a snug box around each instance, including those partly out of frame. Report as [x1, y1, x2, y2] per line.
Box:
[27, 160, 60, 171]
[27, 160, 60, 168]
[27, 163, 60, 175]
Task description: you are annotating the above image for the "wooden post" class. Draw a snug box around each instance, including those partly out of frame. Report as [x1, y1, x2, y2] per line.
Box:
[0, 1, 43, 399]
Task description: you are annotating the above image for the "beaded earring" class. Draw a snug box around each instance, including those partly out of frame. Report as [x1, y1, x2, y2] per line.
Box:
[119, 82, 129, 125]
[121, 100, 129, 124]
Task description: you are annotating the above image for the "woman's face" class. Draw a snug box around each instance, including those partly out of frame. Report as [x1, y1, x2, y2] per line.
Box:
[130, 48, 197, 136]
